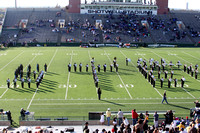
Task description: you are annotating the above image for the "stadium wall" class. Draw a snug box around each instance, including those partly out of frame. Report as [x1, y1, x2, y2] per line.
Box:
[7, 42, 199, 47]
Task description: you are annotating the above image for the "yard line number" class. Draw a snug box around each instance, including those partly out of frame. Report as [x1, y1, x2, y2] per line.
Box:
[59, 84, 77, 88]
[32, 53, 43, 56]
[117, 84, 134, 88]
[66, 53, 77, 56]
[101, 53, 111, 56]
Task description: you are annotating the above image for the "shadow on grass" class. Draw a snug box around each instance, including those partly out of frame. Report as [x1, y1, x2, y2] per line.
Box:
[73, 71, 133, 76]
[101, 100, 125, 107]
[9, 87, 33, 93]
[168, 103, 190, 110]
[45, 71, 60, 76]
[118, 67, 138, 73]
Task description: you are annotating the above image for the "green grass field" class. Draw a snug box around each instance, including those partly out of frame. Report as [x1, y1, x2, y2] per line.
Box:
[0, 47, 200, 124]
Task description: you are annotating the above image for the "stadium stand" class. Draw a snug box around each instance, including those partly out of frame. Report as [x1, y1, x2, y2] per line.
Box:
[0, 8, 200, 46]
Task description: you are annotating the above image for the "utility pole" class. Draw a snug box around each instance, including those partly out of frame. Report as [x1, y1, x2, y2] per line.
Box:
[15, 0, 17, 8]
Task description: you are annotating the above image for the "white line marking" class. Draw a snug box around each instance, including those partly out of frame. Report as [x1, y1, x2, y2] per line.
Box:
[120, 50, 137, 68]
[65, 50, 73, 100]
[27, 49, 58, 110]
[0, 97, 197, 101]
[151, 51, 196, 98]
[0, 51, 24, 72]
[32, 101, 193, 106]
[153, 88, 163, 97]
[136, 51, 147, 60]
[104, 50, 133, 99]
[0, 51, 38, 99]
[136, 51, 162, 97]
[182, 51, 200, 61]
[88, 50, 92, 59]
[121, 50, 162, 97]
[182, 87, 196, 98]
[168, 52, 190, 64]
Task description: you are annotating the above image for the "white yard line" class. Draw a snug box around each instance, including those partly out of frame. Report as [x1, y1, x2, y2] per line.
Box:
[120, 50, 137, 68]
[32, 101, 193, 106]
[0, 52, 38, 99]
[151, 51, 169, 62]
[104, 50, 133, 99]
[27, 49, 58, 110]
[65, 50, 73, 100]
[122, 50, 163, 97]
[153, 88, 163, 97]
[136, 51, 148, 60]
[171, 51, 200, 83]
[151, 51, 196, 99]
[168, 52, 191, 64]
[0, 97, 197, 101]
[88, 50, 92, 59]
[182, 88, 196, 98]
[0, 51, 24, 72]
[136, 51, 162, 97]
[182, 51, 200, 61]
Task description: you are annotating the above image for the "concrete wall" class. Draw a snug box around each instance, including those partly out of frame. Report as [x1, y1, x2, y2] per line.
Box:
[20, 119, 165, 126]
[0, 121, 11, 126]
[68, 0, 81, 13]
[156, 0, 169, 14]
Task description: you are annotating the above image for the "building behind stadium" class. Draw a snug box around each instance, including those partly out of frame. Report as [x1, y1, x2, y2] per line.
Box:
[68, 0, 169, 15]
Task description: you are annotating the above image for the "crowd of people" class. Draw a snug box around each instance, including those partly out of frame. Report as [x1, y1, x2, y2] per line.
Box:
[82, 106, 200, 133]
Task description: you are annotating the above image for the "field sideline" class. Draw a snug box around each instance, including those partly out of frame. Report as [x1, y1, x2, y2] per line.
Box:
[0, 47, 199, 123]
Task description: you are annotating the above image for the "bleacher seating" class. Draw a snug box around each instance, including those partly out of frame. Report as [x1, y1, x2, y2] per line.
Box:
[0, 8, 200, 45]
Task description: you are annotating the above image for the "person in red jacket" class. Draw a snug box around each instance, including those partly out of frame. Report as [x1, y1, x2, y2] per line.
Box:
[132, 109, 138, 126]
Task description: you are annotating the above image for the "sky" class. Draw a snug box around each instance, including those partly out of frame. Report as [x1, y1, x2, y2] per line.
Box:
[0, 0, 199, 10]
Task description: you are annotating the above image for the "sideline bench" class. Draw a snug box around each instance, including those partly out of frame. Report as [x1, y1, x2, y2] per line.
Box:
[54, 118, 68, 121]
[36, 118, 51, 121]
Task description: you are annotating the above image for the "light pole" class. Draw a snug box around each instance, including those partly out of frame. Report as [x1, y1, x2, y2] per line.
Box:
[15, 0, 17, 8]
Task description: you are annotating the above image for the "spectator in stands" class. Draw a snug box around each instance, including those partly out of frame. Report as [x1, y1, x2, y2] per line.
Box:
[195, 119, 200, 129]
[113, 117, 117, 125]
[123, 116, 129, 126]
[117, 109, 123, 126]
[106, 108, 111, 126]
[139, 113, 144, 120]
[194, 100, 200, 108]
[133, 117, 147, 133]
[180, 128, 187, 133]
[186, 123, 192, 132]
[194, 109, 200, 121]
[100, 112, 104, 125]
[164, 111, 170, 125]
[125, 124, 131, 133]
[169, 110, 174, 124]
[119, 123, 125, 133]
[145, 111, 149, 123]
[153, 111, 159, 128]
[177, 122, 185, 131]
[101, 129, 106, 133]
[132, 109, 138, 126]
[189, 124, 197, 133]
[83, 122, 89, 132]
[185, 116, 190, 126]
[84, 129, 90, 133]
[112, 124, 118, 133]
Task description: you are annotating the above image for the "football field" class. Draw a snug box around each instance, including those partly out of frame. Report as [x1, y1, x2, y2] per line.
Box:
[0, 47, 199, 123]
